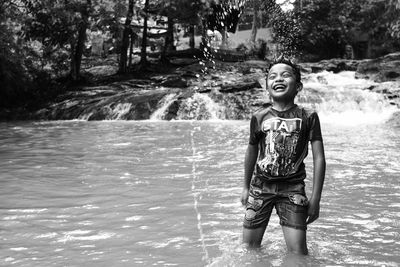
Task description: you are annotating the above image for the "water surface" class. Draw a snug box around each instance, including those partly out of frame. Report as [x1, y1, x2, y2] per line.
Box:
[1, 120, 399, 266]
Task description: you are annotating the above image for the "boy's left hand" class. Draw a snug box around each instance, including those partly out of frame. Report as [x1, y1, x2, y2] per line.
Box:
[306, 199, 320, 224]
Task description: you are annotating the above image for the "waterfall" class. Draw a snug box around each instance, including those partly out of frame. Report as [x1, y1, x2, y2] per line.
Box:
[77, 102, 132, 121]
[149, 71, 398, 123]
[176, 93, 225, 120]
[150, 93, 226, 120]
[53, 69, 398, 123]
[149, 93, 178, 120]
[108, 103, 132, 120]
[297, 71, 399, 125]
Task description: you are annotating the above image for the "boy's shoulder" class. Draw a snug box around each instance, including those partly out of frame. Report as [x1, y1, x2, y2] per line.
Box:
[296, 105, 319, 117]
[252, 103, 274, 120]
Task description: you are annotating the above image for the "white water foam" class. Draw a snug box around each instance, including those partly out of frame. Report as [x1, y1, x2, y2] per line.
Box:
[299, 71, 399, 125]
[149, 93, 177, 120]
[177, 93, 225, 120]
[77, 112, 94, 121]
[109, 103, 132, 120]
[150, 92, 225, 120]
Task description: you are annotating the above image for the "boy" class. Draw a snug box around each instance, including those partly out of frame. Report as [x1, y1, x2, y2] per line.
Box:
[241, 56, 326, 255]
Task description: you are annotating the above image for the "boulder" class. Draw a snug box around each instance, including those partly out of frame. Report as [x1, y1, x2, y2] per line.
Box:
[356, 52, 400, 82]
[368, 81, 400, 106]
[157, 75, 189, 88]
[220, 80, 262, 93]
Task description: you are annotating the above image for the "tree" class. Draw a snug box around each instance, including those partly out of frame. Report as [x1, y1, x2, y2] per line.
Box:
[0, 1, 29, 108]
[292, 0, 357, 59]
[70, 0, 92, 81]
[291, 0, 400, 60]
[23, 0, 87, 80]
[147, 0, 206, 60]
[23, 0, 118, 80]
[249, 0, 261, 43]
[119, 0, 135, 73]
[387, 0, 400, 39]
[140, 0, 150, 67]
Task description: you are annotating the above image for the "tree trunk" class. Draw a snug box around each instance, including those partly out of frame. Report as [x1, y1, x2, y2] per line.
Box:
[70, 0, 91, 81]
[140, 0, 149, 67]
[200, 20, 210, 57]
[166, 17, 175, 51]
[161, 16, 175, 62]
[250, 1, 258, 43]
[220, 25, 228, 49]
[128, 32, 135, 68]
[189, 25, 195, 49]
[119, 0, 134, 73]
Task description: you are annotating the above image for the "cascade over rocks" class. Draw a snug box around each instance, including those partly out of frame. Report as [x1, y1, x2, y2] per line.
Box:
[32, 60, 269, 120]
[22, 53, 400, 121]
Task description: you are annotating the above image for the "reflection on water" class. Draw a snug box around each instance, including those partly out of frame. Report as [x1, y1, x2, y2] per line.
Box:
[0, 120, 399, 266]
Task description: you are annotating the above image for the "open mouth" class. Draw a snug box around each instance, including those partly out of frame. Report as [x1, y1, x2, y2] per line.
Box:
[273, 84, 286, 91]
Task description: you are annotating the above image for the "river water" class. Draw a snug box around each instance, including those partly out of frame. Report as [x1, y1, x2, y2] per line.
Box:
[1, 72, 400, 266]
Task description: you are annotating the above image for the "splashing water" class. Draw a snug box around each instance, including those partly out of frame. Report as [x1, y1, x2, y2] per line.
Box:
[190, 124, 211, 264]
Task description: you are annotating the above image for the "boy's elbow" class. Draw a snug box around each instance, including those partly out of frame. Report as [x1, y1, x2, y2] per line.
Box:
[246, 144, 259, 160]
[247, 143, 258, 153]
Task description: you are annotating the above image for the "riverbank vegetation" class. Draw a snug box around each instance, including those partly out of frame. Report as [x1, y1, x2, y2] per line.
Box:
[1, 0, 400, 116]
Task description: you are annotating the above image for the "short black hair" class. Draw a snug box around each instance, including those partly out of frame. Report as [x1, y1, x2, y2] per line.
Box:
[267, 55, 301, 83]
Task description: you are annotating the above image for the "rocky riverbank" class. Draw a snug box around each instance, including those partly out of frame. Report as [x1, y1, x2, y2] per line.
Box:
[3, 52, 400, 121]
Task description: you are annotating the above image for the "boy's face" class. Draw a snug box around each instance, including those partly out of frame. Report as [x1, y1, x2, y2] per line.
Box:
[266, 63, 302, 102]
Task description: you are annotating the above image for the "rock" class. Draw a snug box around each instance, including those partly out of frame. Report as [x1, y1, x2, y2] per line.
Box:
[220, 80, 262, 93]
[159, 76, 189, 88]
[300, 59, 359, 74]
[170, 58, 199, 66]
[212, 49, 247, 62]
[386, 111, 400, 126]
[368, 81, 400, 106]
[84, 65, 119, 76]
[356, 52, 400, 82]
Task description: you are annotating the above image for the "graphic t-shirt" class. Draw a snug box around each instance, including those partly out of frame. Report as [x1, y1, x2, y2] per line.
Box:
[249, 105, 322, 182]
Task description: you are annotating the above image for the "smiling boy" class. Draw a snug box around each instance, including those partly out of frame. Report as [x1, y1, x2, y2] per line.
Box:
[241, 56, 326, 254]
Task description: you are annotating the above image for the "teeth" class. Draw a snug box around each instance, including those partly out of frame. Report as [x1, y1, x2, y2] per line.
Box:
[274, 85, 285, 90]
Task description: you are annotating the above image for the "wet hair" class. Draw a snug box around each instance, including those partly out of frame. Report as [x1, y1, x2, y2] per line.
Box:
[267, 55, 302, 83]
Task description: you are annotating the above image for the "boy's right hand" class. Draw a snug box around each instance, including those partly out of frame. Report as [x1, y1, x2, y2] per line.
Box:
[241, 188, 249, 206]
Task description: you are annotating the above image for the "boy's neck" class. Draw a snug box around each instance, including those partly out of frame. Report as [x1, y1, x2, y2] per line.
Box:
[271, 101, 297, 112]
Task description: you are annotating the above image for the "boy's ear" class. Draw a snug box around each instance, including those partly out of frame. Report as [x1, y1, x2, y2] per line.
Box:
[296, 82, 303, 93]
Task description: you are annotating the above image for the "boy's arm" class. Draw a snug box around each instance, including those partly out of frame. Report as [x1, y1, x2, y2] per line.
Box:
[241, 144, 259, 205]
[307, 139, 326, 224]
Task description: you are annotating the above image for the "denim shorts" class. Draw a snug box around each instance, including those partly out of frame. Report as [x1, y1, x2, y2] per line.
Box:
[243, 176, 308, 231]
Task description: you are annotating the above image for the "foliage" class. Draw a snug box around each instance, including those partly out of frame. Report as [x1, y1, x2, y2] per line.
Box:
[0, 1, 31, 108]
[293, 0, 400, 60]
[23, 0, 115, 76]
[292, 0, 346, 59]
[383, 0, 400, 38]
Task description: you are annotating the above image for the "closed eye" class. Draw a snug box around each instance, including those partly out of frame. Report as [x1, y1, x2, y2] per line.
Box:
[282, 72, 293, 78]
